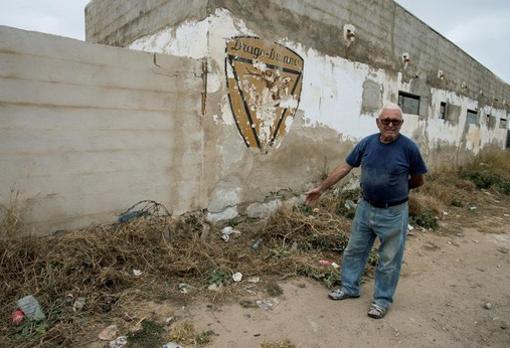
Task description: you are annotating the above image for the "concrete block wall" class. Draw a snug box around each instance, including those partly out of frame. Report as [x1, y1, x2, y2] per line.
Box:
[85, 0, 208, 47]
[0, 26, 204, 234]
[86, 0, 510, 106]
[84, 0, 509, 224]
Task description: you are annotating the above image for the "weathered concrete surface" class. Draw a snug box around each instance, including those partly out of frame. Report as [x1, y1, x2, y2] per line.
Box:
[85, 0, 510, 221]
[86, 0, 510, 106]
[85, 0, 209, 47]
[0, 26, 203, 234]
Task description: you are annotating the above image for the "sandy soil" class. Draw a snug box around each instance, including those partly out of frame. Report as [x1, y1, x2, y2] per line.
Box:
[83, 197, 510, 348]
[176, 201, 510, 347]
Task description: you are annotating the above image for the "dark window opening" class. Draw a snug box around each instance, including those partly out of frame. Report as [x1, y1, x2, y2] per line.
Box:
[500, 118, 507, 129]
[439, 102, 447, 120]
[398, 91, 420, 115]
[466, 109, 478, 125]
[487, 114, 497, 129]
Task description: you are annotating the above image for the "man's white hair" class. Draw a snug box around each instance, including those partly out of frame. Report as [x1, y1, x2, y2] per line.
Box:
[378, 103, 403, 118]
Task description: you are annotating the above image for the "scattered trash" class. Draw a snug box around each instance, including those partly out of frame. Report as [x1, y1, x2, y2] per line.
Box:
[118, 210, 148, 223]
[442, 211, 449, 216]
[207, 283, 221, 291]
[312, 208, 320, 213]
[256, 298, 279, 310]
[178, 283, 191, 294]
[469, 206, 477, 211]
[11, 309, 25, 325]
[221, 226, 241, 242]
[247, 276, 260, 283]
[73, 297, 86, 312]
[118, 200, 171, 223]
[232, 272, 243, 282]
[408, 224, 414, 231]
[17, 295, 45, 321]
[251, 238, 263, 251]
[344, 200, 357, 210]
[109, 336, 128, 348]
[319, 259, 332, 266]
[133, 269, 143, 277]
[484, 302, 493, 310]
[98, 324, 119, 341]
[504, 213, 510, 217]
[162, 342, 184, 348]
[318, 259, 339, 269]
[165, 317, 175, 325]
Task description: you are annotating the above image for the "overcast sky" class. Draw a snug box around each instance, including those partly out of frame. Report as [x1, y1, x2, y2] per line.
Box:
[0, 0, 508, 83]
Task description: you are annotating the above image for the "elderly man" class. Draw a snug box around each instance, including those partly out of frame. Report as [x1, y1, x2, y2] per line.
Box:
[305, 103, 427, 319]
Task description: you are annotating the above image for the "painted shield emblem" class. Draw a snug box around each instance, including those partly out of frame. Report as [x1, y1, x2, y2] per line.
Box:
[225, 36, 304, 150]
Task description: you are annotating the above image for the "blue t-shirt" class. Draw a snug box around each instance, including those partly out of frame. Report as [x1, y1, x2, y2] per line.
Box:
[346, 133, 428, 205]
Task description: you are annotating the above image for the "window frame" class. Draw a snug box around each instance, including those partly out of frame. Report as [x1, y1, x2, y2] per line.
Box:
[398, 91, 421, 115]
[466, 109, 479, 125]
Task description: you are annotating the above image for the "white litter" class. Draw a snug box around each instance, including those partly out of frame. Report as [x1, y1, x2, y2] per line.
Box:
[232, 272, 243, 282]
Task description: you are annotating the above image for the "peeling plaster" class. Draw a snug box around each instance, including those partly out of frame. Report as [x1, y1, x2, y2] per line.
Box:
[246, 200, 282, 218]
[124, 8, 509, 222]
[207, 206, 238, 222]
[128, 8, 508, 156]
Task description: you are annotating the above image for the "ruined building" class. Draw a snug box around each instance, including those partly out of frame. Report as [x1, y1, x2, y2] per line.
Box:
[1, 0, 509, 233]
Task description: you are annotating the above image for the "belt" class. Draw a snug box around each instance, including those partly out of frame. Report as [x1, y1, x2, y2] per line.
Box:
[363, 196, 408, 208]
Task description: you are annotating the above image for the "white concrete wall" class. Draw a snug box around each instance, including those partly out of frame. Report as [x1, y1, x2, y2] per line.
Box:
[0, 26, 204, 234]
[130, 9, 508, 154]
[128, 9, 509, 221]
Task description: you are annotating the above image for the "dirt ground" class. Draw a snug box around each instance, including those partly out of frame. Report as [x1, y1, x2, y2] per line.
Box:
[99, 197, 510, 348]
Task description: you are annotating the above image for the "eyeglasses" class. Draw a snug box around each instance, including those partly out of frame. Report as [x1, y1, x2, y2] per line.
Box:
[379, 118, 403, 126]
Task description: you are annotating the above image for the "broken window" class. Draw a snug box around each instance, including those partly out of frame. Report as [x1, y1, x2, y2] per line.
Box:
[398, 91, 420, 115]
[466, 109, 478, 125]
[439, 102, 447, 120]
[499, 118, 507, 129]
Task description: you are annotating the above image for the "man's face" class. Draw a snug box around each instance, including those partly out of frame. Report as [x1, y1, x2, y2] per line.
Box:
[376, 108, 403, 141]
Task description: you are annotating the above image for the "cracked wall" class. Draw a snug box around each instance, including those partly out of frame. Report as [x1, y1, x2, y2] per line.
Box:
[0, 26, 204, 234]
[121, 6, 509, 221]
[3, 1, 509, 234]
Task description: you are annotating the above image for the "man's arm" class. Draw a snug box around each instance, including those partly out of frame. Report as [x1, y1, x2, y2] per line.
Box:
[305, 161, 354, 204]
[409, 174, 424, 189]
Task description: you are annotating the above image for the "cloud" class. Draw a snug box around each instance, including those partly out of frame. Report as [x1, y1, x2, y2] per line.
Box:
[0, 0, 89, 40]
[446, 11, 510, 44]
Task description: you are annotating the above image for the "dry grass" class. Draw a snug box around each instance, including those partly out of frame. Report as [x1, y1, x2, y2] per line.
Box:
[0, 189, 23, 239]
[0, 193, 354, 347]
[466, 147, 510, 178]
[169, 320, 196, 345]
[1, 148, 509, 346]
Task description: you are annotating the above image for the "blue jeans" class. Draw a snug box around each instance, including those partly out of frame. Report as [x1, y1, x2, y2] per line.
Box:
[340, 199, 408, 309]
